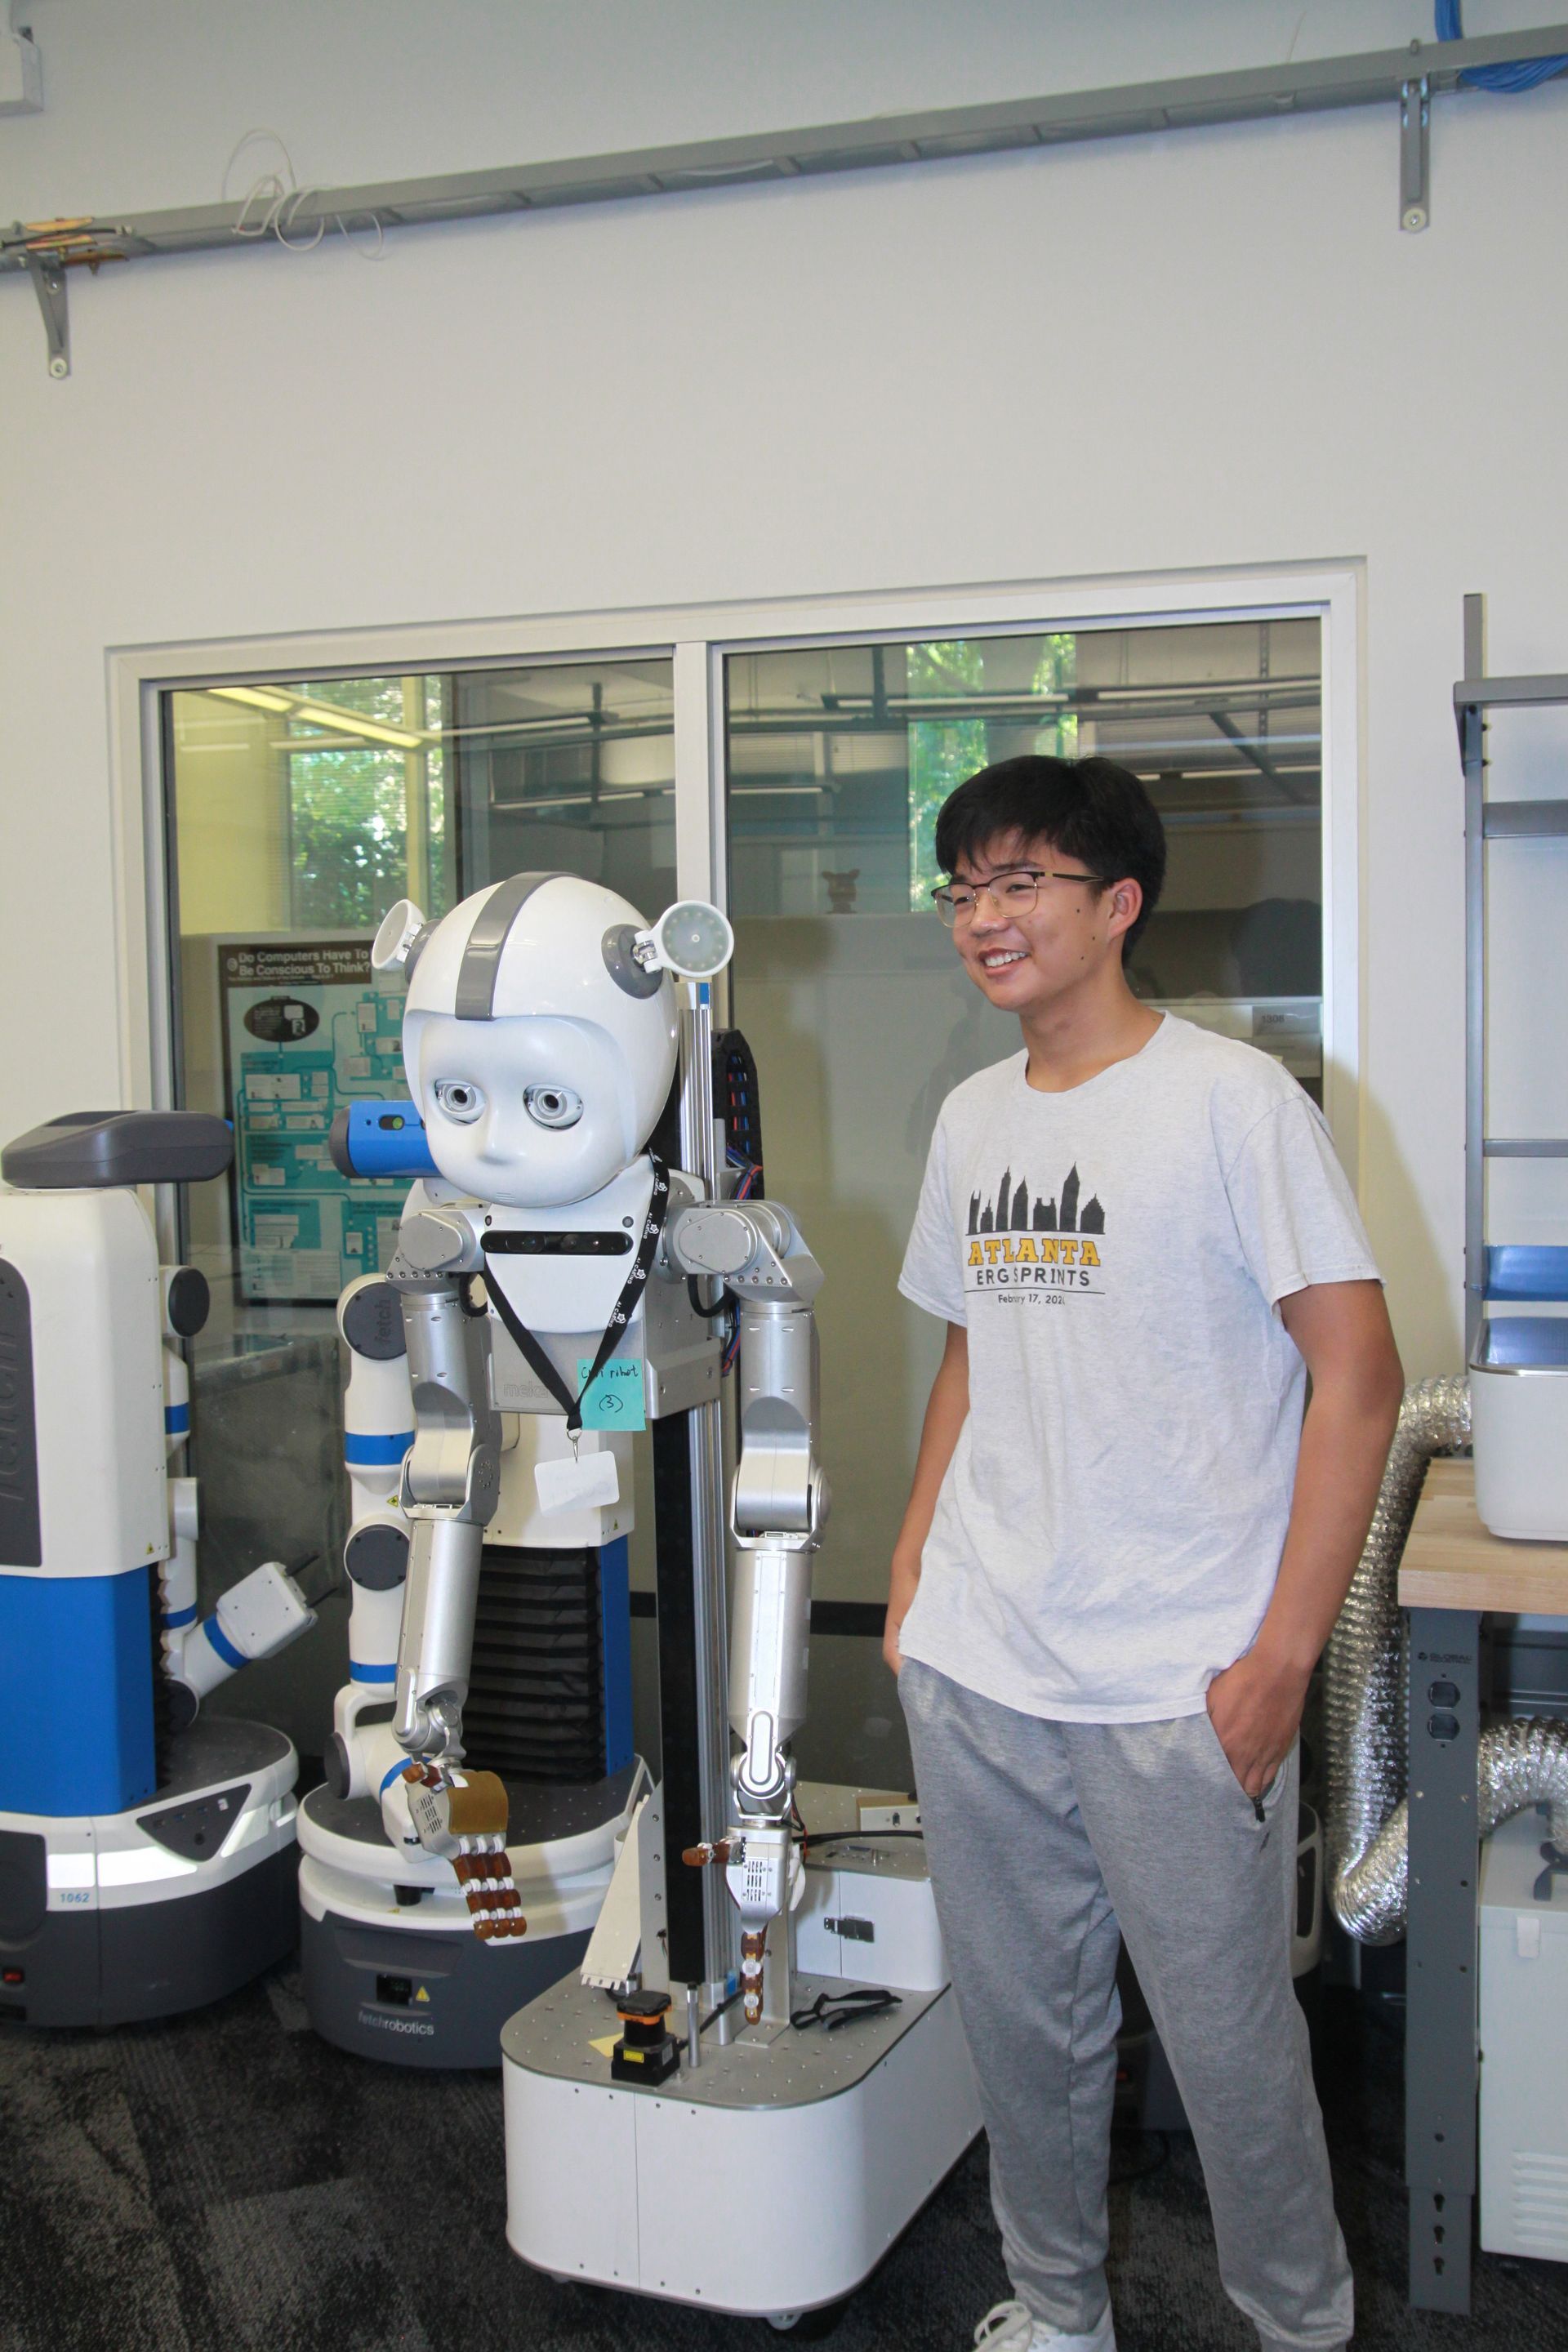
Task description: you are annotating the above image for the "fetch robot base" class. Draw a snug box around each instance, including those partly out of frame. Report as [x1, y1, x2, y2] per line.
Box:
[297, 1762, 643, 2067]
[502, 1829, 983, 2324]
[0, 1717, 301, 2029]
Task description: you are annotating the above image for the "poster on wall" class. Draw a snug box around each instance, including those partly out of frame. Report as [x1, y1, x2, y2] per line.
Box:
[218, 938, 411, 1305]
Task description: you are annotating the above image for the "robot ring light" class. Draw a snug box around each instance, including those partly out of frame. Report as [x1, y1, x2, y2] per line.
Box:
[630, 899, 735, 982]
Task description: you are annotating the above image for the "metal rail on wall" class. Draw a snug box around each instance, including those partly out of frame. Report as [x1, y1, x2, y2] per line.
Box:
[6, 21, 1568, 377]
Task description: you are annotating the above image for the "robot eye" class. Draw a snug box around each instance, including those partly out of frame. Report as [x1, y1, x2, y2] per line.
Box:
[523, 1085, 584, 1130]
[433, 1080, 486, 1124]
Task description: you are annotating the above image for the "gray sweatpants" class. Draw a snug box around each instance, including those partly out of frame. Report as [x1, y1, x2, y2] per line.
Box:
[899, 1660, 1352, 2352]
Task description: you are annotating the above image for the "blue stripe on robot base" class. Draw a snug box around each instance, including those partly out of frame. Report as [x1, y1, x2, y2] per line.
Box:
[0, 1566, 157, 1814]
[202, 1612, 247, 1671]
[344, 1432, 415, 1467]
[164, 1404, 191, 1436]
[350, 1661, 398, 1683]
[161, 1603, 198, 1628]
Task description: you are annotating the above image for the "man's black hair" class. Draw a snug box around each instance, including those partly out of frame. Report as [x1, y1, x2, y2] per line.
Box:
[933, 754, 1167, 960]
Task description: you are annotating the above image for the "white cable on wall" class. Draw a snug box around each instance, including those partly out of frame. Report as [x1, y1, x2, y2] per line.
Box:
[221, 128, 385, 261]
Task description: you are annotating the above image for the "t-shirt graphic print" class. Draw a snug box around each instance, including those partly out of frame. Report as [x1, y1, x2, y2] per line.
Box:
[964, 1158, 1105, 1298]
[897, 1016, 1379, 1725]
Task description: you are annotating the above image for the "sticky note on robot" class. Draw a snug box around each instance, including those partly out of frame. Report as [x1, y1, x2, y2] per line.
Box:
[535, 1449, 621, 1515]
[576, 1355, 647, 1432]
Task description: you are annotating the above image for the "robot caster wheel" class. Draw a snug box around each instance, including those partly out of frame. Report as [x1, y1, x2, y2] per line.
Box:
[768, 2298, 849, 2338]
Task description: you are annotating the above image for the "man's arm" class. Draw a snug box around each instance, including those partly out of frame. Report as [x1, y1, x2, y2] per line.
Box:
[1206, 1278, 1403, 1797]
[884, 1321, 969, 1676]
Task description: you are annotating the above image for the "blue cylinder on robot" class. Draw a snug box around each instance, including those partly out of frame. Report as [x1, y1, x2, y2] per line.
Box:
[329, 1099, 439, 1181]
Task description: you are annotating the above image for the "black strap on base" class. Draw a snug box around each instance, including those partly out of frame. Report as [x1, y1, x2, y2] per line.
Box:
[480, 1156, 670, 1434]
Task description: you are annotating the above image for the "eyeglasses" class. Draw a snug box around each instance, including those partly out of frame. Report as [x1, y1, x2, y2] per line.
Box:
[930, 867, 1103, 929]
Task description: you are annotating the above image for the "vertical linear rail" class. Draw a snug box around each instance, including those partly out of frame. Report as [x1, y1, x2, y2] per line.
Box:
[651, 1411, 707, 1984]
[1461, 592, 1486, 1364]
[679, 987, 737, 1995]
[1405, 1607, 1481, 2313]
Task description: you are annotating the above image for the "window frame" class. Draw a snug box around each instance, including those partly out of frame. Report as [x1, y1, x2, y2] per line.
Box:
[113, 563, 1362, 1260]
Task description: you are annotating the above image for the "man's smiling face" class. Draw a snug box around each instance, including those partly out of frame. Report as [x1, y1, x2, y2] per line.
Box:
[948, 831, 1129, 1018]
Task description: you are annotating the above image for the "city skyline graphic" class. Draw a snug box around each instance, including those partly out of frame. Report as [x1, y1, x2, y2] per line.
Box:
[968, 1161, 1106, 1238]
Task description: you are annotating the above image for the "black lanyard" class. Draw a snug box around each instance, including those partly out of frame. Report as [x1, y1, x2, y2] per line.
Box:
[479, 1156, 670, 1437]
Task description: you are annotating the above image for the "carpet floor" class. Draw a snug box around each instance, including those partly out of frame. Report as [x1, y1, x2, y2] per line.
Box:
[1, 1971, 1565, 2352]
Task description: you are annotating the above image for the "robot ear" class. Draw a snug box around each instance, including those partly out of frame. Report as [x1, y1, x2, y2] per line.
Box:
[372, 900, 434, 978]
[601, 924, 664, 999]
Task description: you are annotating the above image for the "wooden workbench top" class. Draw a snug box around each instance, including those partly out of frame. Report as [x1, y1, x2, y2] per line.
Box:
[1398, 1457, 1568, 1615]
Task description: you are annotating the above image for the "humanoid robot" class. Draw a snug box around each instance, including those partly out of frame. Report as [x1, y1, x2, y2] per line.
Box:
[0, 1111, 315, 2026]
[297, 871, 824, 2052]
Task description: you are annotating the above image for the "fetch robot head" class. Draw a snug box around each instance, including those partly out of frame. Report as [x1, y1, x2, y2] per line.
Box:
[372, 873, 733, 1209]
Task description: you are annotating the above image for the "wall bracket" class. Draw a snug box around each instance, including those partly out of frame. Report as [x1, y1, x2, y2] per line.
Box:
[23, 247, 68, 377]
[1401, 74, 1432, 232]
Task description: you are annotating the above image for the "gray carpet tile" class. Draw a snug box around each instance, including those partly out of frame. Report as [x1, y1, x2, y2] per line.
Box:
[2, 1972, 1567, 2352]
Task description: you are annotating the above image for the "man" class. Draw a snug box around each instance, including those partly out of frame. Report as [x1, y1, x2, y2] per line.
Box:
[886, 754, 1402, 2352]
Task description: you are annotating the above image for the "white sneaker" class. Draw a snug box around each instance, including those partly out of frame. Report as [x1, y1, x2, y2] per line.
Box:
[973, 2296, 1116, 2352]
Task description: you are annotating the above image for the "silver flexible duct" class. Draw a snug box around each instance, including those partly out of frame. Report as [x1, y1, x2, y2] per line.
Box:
[1325, 1373, 1568, 1943]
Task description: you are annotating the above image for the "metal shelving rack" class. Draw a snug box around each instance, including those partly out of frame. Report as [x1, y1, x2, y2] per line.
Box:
[1460, 590, 1568, 1361]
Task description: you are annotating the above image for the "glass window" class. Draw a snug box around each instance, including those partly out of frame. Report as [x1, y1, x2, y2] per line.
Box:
[724, 618, 1323, 1607]
[163, 658, 675, 1743]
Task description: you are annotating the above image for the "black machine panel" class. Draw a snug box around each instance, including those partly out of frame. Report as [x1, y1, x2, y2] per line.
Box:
[466, 1548, 608, 1784]
[0, 1258, 42, 1569]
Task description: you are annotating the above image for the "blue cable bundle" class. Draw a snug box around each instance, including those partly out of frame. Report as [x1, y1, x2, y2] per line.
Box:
[1436, 0, 1566, 91]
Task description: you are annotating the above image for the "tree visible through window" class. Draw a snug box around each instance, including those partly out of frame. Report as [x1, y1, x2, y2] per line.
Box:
[286, 676, 448, 929]
[906, 635, 1077, 906]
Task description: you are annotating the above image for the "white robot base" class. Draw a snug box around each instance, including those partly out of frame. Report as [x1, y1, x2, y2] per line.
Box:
[296, 1761, 645, 2069]
[0, 1717, 301, 2029]
[501, 1834, 983, 2325]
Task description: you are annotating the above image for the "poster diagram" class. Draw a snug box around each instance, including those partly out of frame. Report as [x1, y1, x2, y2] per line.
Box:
[219, 939, 411, 1304]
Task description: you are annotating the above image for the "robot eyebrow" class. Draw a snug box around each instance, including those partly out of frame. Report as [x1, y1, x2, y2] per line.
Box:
[454, 871, 566, 1022]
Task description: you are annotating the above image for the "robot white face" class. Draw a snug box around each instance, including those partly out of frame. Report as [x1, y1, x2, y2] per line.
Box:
[384, 874, 679, 1209]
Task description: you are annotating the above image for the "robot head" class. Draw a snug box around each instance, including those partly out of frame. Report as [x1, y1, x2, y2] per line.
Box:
[372, 873, 682, 1209]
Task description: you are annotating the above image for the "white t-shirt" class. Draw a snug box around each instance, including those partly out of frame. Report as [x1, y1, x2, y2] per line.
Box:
[896, 1013, 1379, 1723]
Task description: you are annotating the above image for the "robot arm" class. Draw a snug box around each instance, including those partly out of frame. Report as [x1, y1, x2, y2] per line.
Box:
[383, 1209, 502, 1767]
[671, 1200, 828, 2022]
[158, 1290, 314, 1726]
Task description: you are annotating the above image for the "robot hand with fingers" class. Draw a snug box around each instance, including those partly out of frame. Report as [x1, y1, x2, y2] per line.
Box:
[365, 870, 826, 2020]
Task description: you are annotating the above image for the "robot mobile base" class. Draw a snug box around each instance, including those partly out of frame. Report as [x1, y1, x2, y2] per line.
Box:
[0, 1719, 301, 2030]
[297, 1762, 645, 2068]
[502, 1823, 982, 2325]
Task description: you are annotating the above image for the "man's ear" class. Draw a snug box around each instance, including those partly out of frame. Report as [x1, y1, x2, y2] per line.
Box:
[1105, 876, 1143, 942]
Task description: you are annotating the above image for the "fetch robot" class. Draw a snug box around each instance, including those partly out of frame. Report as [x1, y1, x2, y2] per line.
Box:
[327, 869, 980, 2323]
[0, 1111, 316, 2027]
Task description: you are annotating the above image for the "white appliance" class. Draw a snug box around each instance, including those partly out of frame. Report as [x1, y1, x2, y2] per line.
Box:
[1479, 1804, 1568, 2261]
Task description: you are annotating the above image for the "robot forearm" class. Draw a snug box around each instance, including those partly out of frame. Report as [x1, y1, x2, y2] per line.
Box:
[387, 1261, 502, 1766]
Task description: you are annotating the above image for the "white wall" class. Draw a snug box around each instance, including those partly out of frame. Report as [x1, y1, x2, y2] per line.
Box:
[3, 0, 1567, 1385]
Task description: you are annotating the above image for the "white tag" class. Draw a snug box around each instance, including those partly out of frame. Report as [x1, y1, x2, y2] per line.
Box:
[535, 1449, 621, 1515]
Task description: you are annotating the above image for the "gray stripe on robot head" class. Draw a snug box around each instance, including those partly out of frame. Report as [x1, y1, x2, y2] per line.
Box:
[453, 872, 568, 1021]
